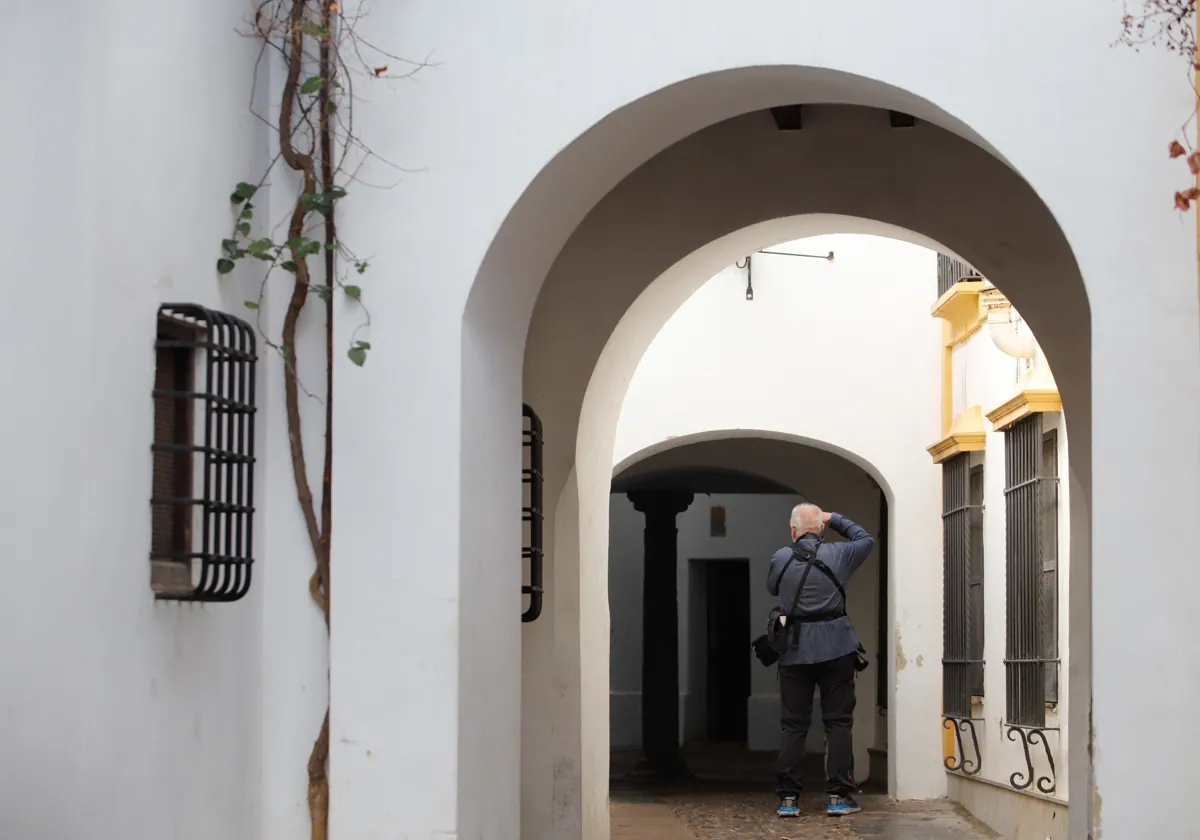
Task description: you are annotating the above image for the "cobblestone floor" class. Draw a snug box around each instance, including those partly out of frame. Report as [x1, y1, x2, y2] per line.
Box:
[611, 789, 1001, 839]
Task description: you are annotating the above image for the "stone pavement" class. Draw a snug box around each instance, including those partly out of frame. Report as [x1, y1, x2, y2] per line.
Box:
[611, 789, 1001, 839]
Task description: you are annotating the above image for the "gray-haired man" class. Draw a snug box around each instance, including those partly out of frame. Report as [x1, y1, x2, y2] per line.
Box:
[767, 503, 876, 818]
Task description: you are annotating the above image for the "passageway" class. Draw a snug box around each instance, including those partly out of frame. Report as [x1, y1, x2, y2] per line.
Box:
[609, 436, 908, 836]
[611, 784, 999, 839]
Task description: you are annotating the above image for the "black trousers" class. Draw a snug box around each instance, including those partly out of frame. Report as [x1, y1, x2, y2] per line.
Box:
[775, 652, 858, 798]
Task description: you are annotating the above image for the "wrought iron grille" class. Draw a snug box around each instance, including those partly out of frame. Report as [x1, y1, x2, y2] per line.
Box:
[522, 403, 544, 623]
[942, 454, 984, 718]
[1040, 429, 1060, 705]
[1003, 414, 1060, 726]
[150, 304, 257, 602]
[967, 465, 985, 697]
[936, 253, 983, 298]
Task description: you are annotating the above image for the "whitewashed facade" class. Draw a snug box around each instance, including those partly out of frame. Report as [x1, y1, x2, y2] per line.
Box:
[7, 3, 1200, 840]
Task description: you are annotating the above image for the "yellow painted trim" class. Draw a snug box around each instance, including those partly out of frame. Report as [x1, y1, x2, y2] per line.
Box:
[942, 717, 956, 765]
[985, 388, 1062, 432]
[931, 280, 987, 346]
[940, 321, 953, 436]
[927, 405, 987, 464]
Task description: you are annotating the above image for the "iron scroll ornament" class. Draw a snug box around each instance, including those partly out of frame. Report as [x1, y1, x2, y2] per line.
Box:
[1006, 725, 1057, 795]
[942, 717, 983, 776]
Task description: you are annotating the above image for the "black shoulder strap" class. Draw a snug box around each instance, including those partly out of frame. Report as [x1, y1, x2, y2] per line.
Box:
[808, 552, 848, 603]
[785, 541, 820, 615]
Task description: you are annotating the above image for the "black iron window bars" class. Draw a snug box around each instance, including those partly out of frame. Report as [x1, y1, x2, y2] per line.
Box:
[522, 403, 544, 623]
[1002, 413, 1060, 794]
[942, 452, 985, 775]
[150, 304, 257, 602]
[936, 253, 983, 299]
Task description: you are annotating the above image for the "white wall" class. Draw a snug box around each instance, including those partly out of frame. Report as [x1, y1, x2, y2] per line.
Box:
[3, 4, 328, 839]
[3, 3, 265, 838]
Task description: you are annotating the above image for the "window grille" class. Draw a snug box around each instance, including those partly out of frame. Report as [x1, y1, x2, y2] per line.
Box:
[522, 403, 544, 623]
[967, 464, 985, 697]
[942, 454, 983, 718]
[1040, 429, 1059, 705]
[150, 304, 257, 602]
[936, 253, 983, 298]
[1003, 414, 1060, 726]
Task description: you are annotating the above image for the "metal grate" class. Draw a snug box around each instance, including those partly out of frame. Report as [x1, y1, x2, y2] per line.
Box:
[967, 465, 985, 696]
[150, 304, 257, 602]
[1040, 429, 1060, 705]
[1003, 414, 1060, 725]
[936, 253, 983, 298]
[522, 403, 544, 623]
[942, 454, 984, 718]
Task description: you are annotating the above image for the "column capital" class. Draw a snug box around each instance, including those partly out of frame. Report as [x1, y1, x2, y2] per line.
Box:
[626, 489, 695, 517]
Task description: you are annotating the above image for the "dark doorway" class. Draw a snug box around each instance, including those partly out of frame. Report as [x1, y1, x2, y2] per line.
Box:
[703, 559, 750, 742]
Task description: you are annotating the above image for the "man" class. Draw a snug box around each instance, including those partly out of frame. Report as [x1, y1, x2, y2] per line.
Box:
[768, 502, 876, 818]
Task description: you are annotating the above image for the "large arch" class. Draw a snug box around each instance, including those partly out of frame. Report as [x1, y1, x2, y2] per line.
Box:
[466, 81, 1093, 839]
[476, 86, 1093, 840]
[330, 13, 1200, 839]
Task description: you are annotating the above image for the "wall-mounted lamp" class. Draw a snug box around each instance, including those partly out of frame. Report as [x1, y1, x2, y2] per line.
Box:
[735, 255, 754, 300]
[736, 249, 834, 301]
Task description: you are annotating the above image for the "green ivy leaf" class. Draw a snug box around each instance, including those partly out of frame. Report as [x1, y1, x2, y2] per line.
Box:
[344, 285, 362, 300]
[325, 185, 348, 200]
[281, 260, 298, 273]
[355, 261, 369, 274]
[300, 76, 325, 95]
[313, 285, 333, 301]
[217, 258, 236, 274]
[244, 301, 259, 310]
[236, 222, 251, 236]
[247, 238, 274, 256]
[222, 239, 239, 257]
[354, 340, 371, 350]
[239, 208, 254, 221]
[325, 100, 337, 115]
[347, 345, 367, 367]
[231, 182, 258, 203]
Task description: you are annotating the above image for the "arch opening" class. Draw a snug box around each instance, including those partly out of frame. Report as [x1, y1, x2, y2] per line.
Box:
[455, 66, 1093, 840]
[608, 434, 893, 795]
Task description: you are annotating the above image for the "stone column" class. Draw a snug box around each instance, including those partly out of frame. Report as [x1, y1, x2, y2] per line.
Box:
[627, 489, 694, 779]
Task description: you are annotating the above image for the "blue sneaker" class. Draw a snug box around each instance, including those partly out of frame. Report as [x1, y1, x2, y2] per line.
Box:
[826, 795, 861, 816]
[777, 796, 800, 818]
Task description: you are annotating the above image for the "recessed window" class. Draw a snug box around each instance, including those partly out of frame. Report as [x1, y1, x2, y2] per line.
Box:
[150, 304, 257, 601]
[710, 505, 726, 538]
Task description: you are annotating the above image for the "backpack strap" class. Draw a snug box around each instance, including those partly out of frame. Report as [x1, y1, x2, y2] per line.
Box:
[807, 554, 848, 606]
[786, 542, 819, 615]
[783, 541, 820, 644]
[788, 543, 850, 623]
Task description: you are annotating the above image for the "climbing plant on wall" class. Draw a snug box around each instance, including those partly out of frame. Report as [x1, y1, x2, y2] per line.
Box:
[1119, 0, 1199, 209]
[217, 2, 425, 837]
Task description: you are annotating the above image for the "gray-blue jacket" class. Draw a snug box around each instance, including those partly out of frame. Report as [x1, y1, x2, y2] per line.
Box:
[766, 513, 876, 666]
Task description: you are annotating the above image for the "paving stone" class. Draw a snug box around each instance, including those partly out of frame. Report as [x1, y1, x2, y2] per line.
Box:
[611, 789, 1001, 840]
